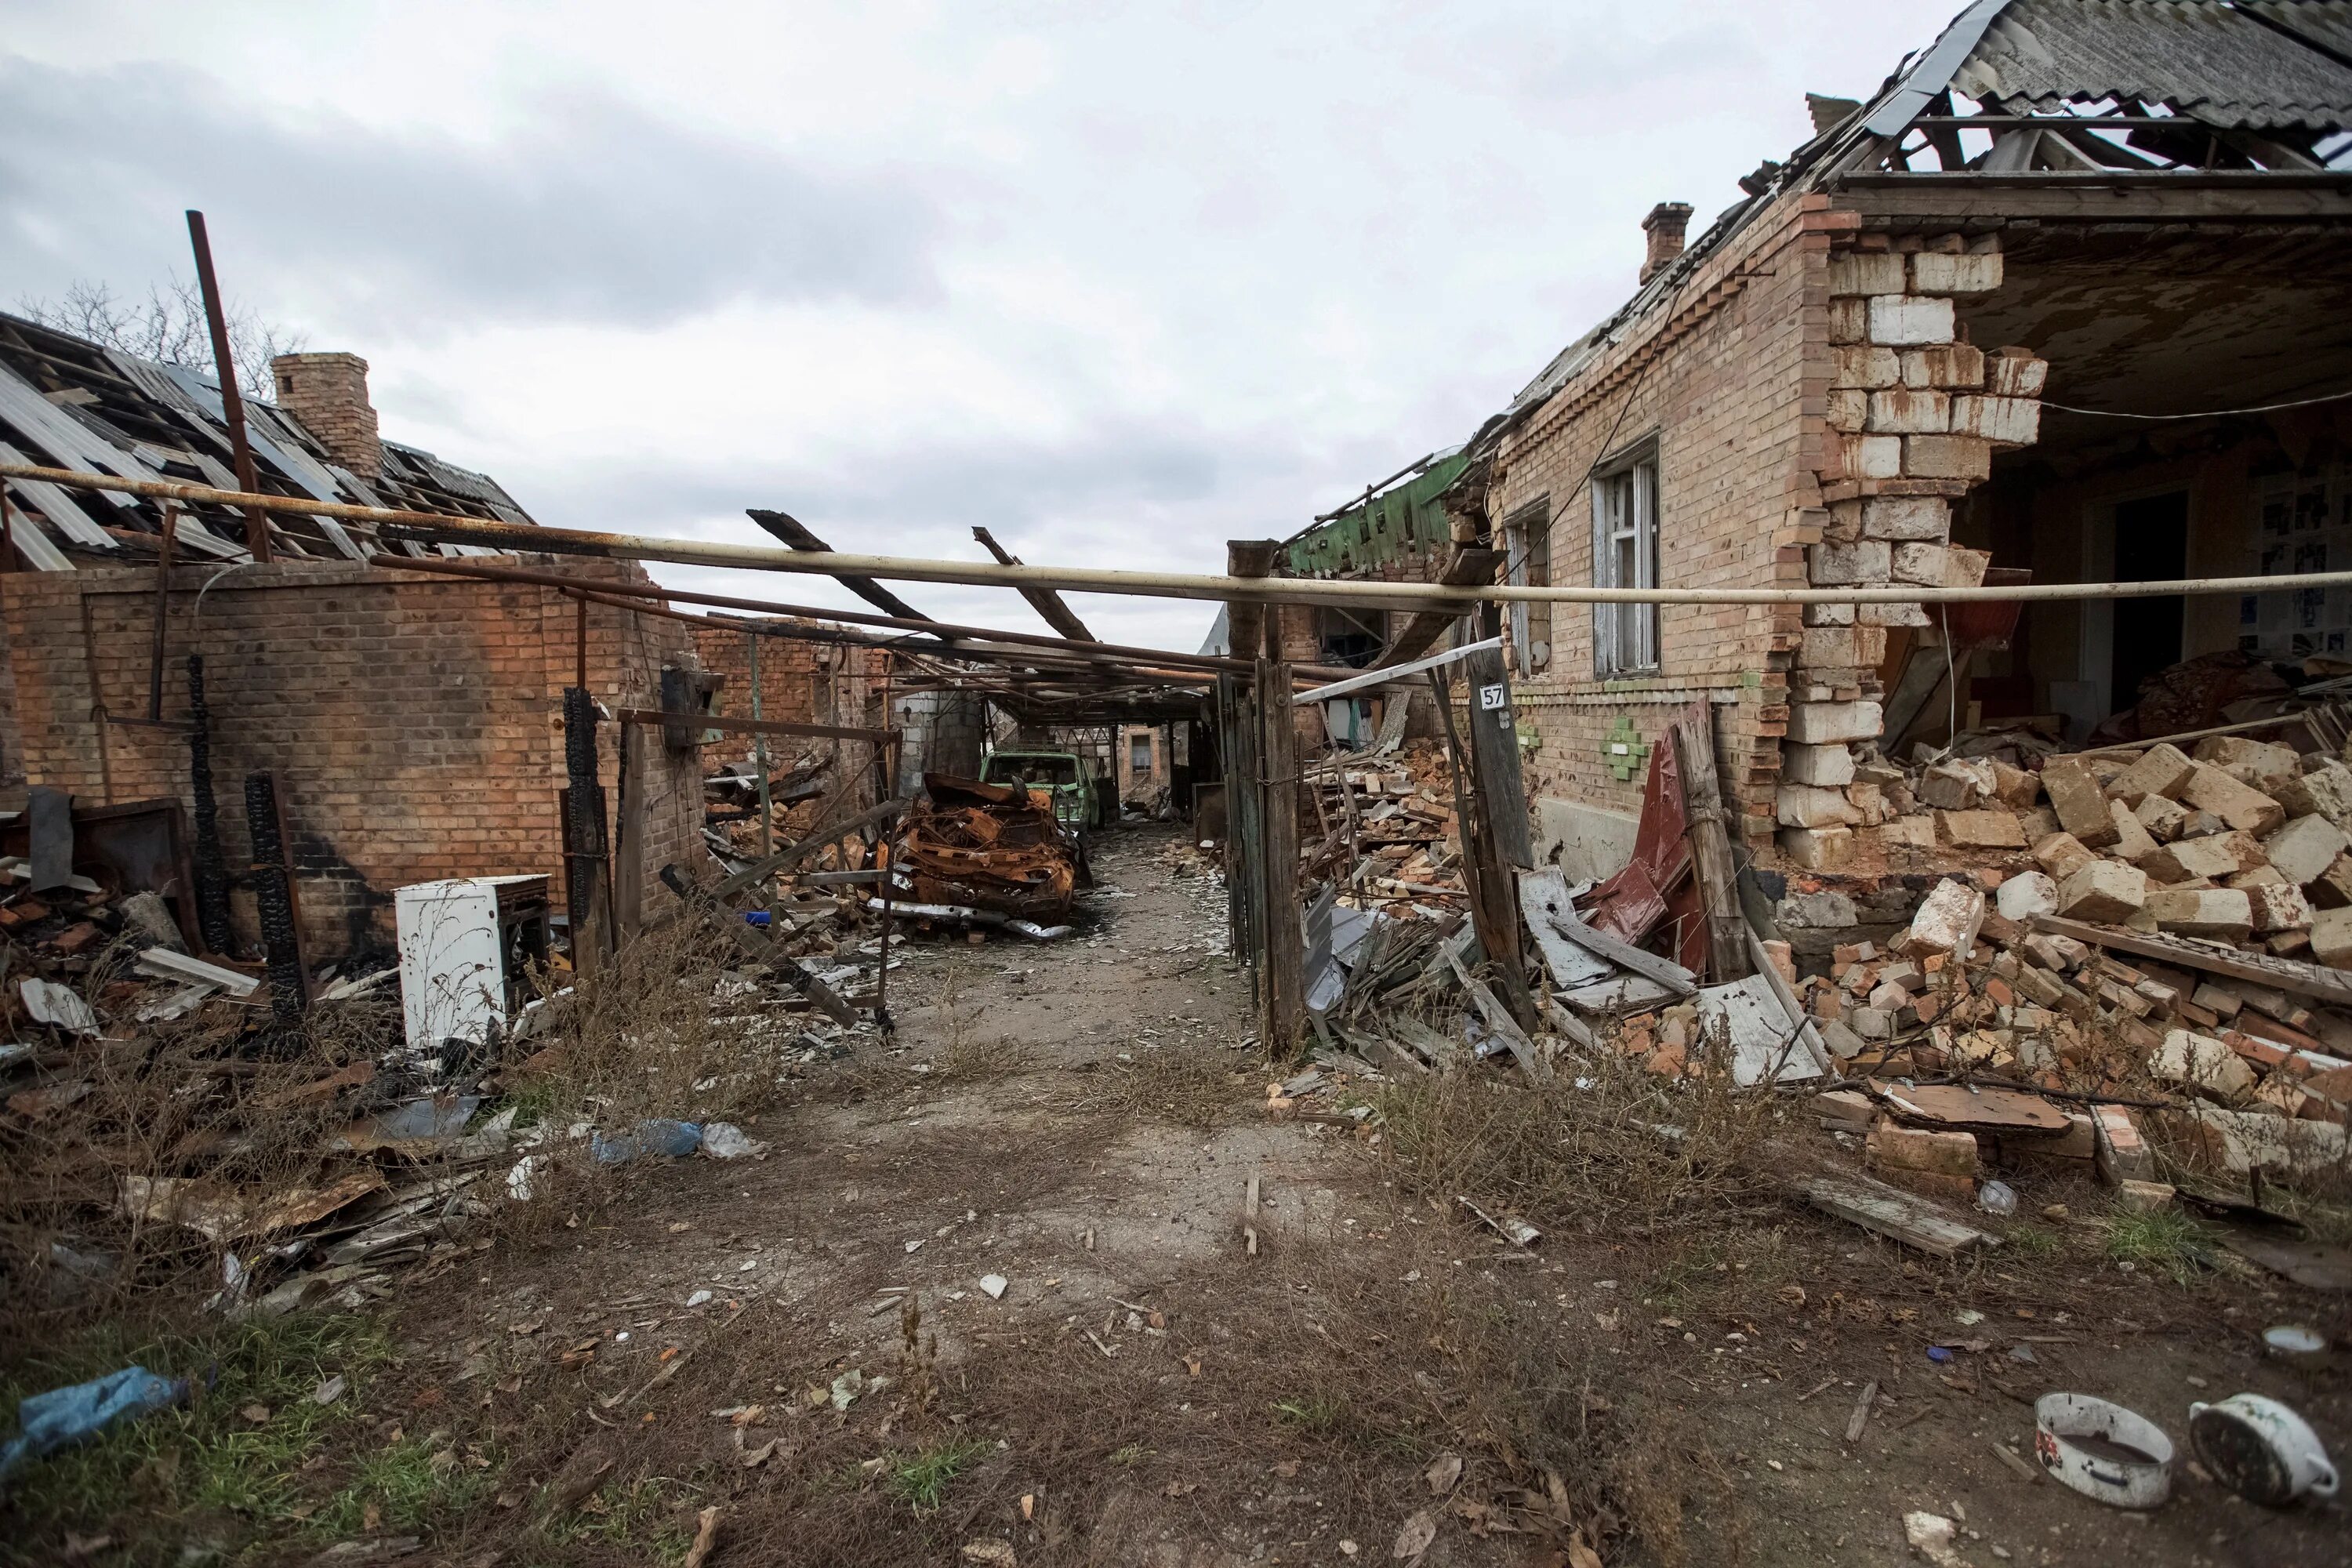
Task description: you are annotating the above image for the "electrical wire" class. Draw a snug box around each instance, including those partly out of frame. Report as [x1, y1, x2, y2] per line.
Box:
[2040, 386, 2352, 420]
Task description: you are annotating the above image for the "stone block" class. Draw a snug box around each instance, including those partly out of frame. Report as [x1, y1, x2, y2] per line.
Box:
[1889, 542, 1951, 585]
[1849, 1004, 1894, 1039]
[1867, 294, 1955, 345]
[1778, 784, 1861, 829]
[2263, 814, 2349, 886]
[2275, 760, 2352, 826]
[1854, 495, 1948, 542]
[2108, 742, 2198, 806]
[1831, 343, 1902, 389]
[2115, 1180, 2176, 1214]
[1844, 433, 1904, 480]
[1786, 700, 1882, 745]
[1948, 394, 2039, 446]
[1911, 249, 2003, 293]
[2107, 798, 2159, 863]
[2033, 831, 2096, 881]
[2307, 851, 2352, 909]
[1867, 1118, 1980, 1178]
[1989, 760, 2040, 809]
[2151, 1029, 2257, 1099]
[1826, 389, 1868, 431]
[2181, 764, 2285, 836]
[1900, 434, 1991, 481]
[1944, 546, 1990, 588]
[1942, 809, 2025, 848]
[1809, 539, 1891, 586]
[1882, 814, 1936, 848]
[2312, 906, 2352, 970]
[1804, 601, 1856, 626]
[1828, 250, 1909, 296]
[2057, 859, 2146, 923]
[2141, 829, 2268, 884]
[1867, 388, 1950, 434]
[2133, 793, 2187, 842]
[1827, 296, 1868, 343]
[1984, 347, 2048, 397]
[1780, 742, 1856, 788]
[1857, 601, 1930, 627]
[2041, 758, 2117, 846]
[1918, 759, 1991, 809]
[1779, 825, 1854, 870]
[2246, 880, 2314, 935]
[1778, 891, 1859, 928]
[1899, 343, 1984, 390]
[2144, 886, 2253, 942]
[1906, 877, 1986, 956]
[2194, 735, 2301, 793]
[1994, 870, 2059, 922]
[1797, 625, 1888, 669]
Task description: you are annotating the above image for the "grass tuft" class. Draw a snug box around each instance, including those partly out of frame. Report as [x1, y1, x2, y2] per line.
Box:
[2104, 1207, 2209, 1283]
[883, 1439, 993, 1512]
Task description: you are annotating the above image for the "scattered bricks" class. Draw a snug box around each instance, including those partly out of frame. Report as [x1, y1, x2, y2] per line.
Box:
[2308, 851, 2352, 909]
[2263, 814, 2350, 886]
[2180, 809, 2230, 839]
[1867, 387, 1950, 434]
[2034, 830, 2096, 880]
[1900, 434, 1991, 481]
[1905, 877, 1986, 957]
[2092, 1105, 2154, 1184]
[1781, 742, 1856, 787]
[1832, 343, 1903, 388]
[2180, 764, 2285, 836]
[2107, 798, 2160, 864]
[1849, 781, 1889, 826]
[1809, 539, 1892, 585]
[2133, 793, 2188, 843]
[2041, 760, 2118, 847]
[1828, 250, 1909, 296]
[1797, 625, 1888, 668]
[1877, 959, 1926, 993]
[1990, 760, 2040, 809]
[1918, 759, 1989, 809]
[1815, 1088, 1878, 1131]
[2194, 735, 2301, 794]
[2141, 829, 2268, 884]
[1867, 294, 1956, 344]
[1889, 542, 1951, 585]
[1831, 939, 1878, 966]
[2019, 806, 2060, 840]
[1857, 495, 1949, 542]
[2151, 1029, 2258, 1099]
[2191, 982, 2243, 1018]
[1984, 347, 2049, 397]
[2115, 1180, 2176, 1214]
[1900, 343, 1985, 389]
[2058, 858, 2146, 922]
[1910, 249, 2002, 293]
[2145, 886, 2254, 942]
[52, 922, 100, 954]
[2107, 742, 2198, 806]
[1779, 826, 1855, 870]
[1869, 981, 1913, 1013]
[1777, 784, 1861, 829]
[1942, 809, 2025, 848]
[1948, 394, 2039, 447]
[2024, 931, 2089, 971]
[1786, 700, 1882, 744]
[1849, 1005, 1895, 1040]
[2311, 906, 2352, 970]
[1882, 814, 1936, 849]
[1867, 1118, 1980, 1178]
[2275, 760, 2352, 826]
[1819, 1018, 1868, 1060]
[2009, 964, 2066, 1007]
[1994, 870, 2059, 923]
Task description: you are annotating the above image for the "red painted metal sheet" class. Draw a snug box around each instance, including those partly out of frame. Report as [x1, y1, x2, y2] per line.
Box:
[1578, 726, 1708, 975]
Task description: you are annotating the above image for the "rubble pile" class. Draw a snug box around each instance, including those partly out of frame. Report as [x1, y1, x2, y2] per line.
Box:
[1303, 740, 1468, 916]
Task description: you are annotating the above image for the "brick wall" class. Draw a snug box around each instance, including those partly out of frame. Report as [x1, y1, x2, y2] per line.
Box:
[0, 556, 706, 961]
[690, 618, 881, 804]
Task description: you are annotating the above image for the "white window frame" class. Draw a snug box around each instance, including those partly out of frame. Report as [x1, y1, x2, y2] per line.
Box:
[1591, 442, 1661, 676]
[1501, 498, 1552, 676]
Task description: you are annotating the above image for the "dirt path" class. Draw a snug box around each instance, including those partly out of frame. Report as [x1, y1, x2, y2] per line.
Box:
[364, 825, 2350, 1567]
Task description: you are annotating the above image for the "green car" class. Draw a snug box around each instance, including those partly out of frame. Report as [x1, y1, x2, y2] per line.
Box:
[980, 750, 1101, 841]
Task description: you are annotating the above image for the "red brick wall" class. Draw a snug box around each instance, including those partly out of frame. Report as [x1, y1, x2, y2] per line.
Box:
[0, 555, 706, 961]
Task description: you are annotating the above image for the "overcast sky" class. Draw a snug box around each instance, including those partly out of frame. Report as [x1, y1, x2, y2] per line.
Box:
[3, 1, 1951, 652]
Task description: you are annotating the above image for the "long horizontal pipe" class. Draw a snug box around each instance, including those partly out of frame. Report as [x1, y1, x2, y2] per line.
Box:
[18, 460, 2352, 609]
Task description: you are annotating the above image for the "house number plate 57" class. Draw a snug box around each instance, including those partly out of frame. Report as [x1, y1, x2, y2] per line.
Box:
[1477, 684, 1508, 711]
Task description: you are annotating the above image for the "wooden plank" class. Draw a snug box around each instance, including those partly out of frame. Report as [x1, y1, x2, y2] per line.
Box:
[1538, 994, 1599, 1051]
[1461, 641, 1534, 871]
[1789, 1171, 1991, 1257]
[1516, 869, 1614, 986]
[1544, 905, 1697, 996]
[1869, 1079, 2073, 1135]
[1669, 706, 1751, 982]
[659, 864, 857, 1026]
[1427, 663, 1534, 1028]
[1447, 949, 1548, 1081]
[709, 795, 909, 901]
[2034, 914, 2352, 1008]
[1258, 654, 1305, 1054]
[612, 720, 645, 938]
[1744, 926, 1835, 1076]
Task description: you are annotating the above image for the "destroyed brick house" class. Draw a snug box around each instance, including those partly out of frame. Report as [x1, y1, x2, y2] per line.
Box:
[0, 310, 728, 964]
[1280, 0, 2352, 886]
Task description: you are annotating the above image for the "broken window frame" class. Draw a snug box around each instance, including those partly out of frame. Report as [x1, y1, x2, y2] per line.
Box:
[1501, 496, 1552, 677]
[1591, 440, 1661, 677]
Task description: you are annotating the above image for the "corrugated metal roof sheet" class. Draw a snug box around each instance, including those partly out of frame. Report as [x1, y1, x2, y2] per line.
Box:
[1951, 0, 2352, 129]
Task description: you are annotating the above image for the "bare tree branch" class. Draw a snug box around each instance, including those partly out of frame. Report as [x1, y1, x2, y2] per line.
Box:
[15, 274, 307, 404]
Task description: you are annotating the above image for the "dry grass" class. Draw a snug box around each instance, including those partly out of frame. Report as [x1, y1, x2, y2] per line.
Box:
[1071, 1044, 1257, 1131]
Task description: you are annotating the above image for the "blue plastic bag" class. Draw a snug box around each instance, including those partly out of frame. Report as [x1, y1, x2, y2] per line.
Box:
[590, 1118, 702, 1164]
[0, 1365, 189, 1483]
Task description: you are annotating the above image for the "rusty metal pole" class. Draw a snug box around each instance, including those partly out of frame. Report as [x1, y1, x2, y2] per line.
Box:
[185, 210, 269, 562]
[148, 506, 177, 720]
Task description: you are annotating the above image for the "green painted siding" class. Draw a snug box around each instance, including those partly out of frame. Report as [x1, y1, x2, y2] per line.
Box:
[1287, 452, 1468, 577]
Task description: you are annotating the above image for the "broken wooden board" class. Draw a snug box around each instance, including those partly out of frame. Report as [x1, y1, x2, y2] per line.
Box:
[1544, 905, 1698, 996]
[1516, 869, 1614, 988]
[1559, 974, 1681, 1016]
[1448, 950, 1548, 1081]
[1704, 972, 1821, 1087]
[1788, 1170, 1992, 1257]
[1390, 1014, 1463, 1068]
[2213, 1228, 2352, 1292]
[2034, 914, 2352, 1009]
[1868, 1079, 2074, 1136]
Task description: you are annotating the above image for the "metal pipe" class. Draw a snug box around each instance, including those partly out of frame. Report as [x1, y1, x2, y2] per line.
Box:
[19, 460, 2352, 611]
[185, 211, 269, 562]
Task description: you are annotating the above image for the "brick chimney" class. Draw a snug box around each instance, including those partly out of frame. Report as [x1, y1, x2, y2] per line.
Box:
[1640, 201, 1694, 284]
[270, 351, 383, 480]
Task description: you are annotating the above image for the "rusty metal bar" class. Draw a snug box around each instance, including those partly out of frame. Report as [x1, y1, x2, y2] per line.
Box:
[186, 211, 268, 562]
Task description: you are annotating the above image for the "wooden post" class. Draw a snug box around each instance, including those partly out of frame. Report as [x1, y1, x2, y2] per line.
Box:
[1460, 637, 1534, 871]
[613, 718, 646, 938]
[1258, 652, 1305, 1057]
[1670, 702, 1753, 982]
[1428, 663, 1535, 1031]
[562, 686, 612, 974]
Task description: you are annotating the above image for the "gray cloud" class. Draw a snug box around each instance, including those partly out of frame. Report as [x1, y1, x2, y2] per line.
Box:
[0, 60, 941, 330]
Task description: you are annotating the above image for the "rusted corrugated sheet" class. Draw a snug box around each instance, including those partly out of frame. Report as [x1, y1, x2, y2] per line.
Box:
[899, 774, 1078, 922]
